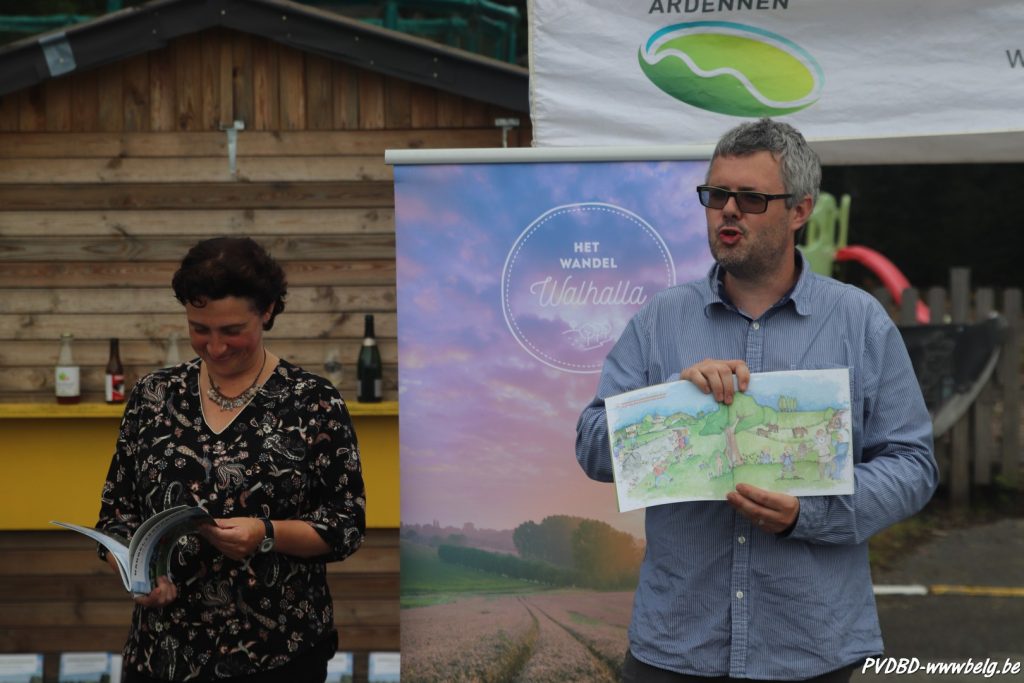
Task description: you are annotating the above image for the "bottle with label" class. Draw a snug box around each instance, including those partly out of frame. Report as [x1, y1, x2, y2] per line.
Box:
[104, 338, 125, 404]
[356, 314, 383, 403]
[55, 333, 81, 404]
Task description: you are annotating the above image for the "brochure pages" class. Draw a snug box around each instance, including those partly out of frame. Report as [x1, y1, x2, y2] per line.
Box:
[58, 652, 111, 683]
[368, 653, 400, 683]
[51, 505, 214, 596]
[0, 654, 43, 683]
[325, 652, 354, 683]
[606, 368, 854, 512]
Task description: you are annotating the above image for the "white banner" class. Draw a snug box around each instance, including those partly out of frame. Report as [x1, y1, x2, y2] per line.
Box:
[529, 1, 1024, 159]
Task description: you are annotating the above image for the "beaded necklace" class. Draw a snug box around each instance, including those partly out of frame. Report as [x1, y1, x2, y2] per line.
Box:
[206, 348, 266, 411]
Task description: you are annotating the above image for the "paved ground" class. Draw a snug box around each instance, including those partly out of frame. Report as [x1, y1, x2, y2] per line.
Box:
[852, 518, 1024, 682]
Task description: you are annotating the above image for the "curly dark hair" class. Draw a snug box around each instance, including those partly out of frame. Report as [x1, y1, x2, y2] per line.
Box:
[171, 237, 287, 330]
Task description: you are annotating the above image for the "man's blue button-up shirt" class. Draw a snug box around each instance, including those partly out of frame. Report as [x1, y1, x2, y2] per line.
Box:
[576, 257, 937, 680]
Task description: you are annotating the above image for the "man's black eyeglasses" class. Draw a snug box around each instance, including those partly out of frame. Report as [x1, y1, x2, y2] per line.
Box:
[696, 185, 792, 214]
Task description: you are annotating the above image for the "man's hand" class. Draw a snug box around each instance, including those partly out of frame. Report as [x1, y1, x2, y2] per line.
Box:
[200, 517, 265, 560]
[726, 484, 799, 534]
[680, 359, 750, 405]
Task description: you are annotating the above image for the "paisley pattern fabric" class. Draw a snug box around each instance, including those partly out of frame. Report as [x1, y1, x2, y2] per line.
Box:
[97, 358, 366, 681]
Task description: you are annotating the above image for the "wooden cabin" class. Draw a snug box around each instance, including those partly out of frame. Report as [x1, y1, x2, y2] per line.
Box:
[0, 0, 530, 677]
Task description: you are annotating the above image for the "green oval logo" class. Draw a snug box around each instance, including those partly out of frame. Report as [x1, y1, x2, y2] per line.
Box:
[639, 21, 823, 117]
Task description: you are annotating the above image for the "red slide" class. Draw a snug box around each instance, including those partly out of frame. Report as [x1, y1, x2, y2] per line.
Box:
[835, 246, 930, 324]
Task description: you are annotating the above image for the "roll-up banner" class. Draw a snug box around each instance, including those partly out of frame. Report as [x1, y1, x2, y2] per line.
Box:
[528, 0, 1024, 162]
[390, 147, 714, 680]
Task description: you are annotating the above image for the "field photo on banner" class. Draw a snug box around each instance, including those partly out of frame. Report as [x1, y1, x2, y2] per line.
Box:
[393, 156, 712, 681]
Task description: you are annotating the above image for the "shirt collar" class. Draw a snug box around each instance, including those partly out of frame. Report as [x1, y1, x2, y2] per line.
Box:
[702, 250, 815, 318]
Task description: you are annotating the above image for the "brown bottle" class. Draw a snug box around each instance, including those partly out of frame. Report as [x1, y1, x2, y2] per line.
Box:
[104, 338, 125, 404]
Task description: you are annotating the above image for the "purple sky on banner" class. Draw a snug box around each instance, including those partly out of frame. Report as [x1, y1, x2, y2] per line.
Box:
[395, 159, 713, 533]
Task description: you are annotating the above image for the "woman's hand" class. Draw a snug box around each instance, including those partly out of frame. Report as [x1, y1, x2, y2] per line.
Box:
[134, 575, 178, 608]
[106, 548, 179, 607]
[200, 517, 265, 560]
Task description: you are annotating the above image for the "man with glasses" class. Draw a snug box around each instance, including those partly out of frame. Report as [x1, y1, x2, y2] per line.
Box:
[576, 118, 937, 682]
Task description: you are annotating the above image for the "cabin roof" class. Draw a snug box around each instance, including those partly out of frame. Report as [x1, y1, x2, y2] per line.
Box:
[0, 0, 528, 111]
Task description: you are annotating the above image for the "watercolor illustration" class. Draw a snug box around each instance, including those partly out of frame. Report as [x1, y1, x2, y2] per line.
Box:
[607, 368, 853, 511]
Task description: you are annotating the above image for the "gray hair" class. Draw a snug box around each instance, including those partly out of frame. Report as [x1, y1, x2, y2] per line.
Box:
[709, 118, 821, 208]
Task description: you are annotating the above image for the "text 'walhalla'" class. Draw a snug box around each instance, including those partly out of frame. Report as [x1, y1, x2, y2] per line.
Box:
[530, 276, 647, 307]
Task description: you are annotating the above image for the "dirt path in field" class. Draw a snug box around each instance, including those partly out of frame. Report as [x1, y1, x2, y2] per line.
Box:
[509, 597, 619, 683]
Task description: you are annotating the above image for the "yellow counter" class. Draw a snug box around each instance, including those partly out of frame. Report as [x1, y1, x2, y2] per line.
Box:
[0, 401, 399, 529]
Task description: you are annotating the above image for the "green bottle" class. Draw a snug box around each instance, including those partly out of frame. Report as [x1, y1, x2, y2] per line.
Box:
[357, 314, 382, 402]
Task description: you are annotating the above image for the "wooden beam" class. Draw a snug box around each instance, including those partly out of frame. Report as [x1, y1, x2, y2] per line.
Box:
[175, 33, 203, 132]
[17, 86, 46, 132]
[0, 339, 398, 368]
[0, 312, 396, 340]
[357, 71, 385, 130]
[0, 156, 393, 183]
[0, 208, 395, 237]
[121, 53, 150, 133]
[70, 69, 100, 133]
[231, 31, 254, 128]
[251, 35, 280, 131]
[305, 52, 335, 131]
[95, 61, 124, 133]
[0, 234, 393, 262]
[0, 129, 504, 157]
[0, 260, 396, 288]
[0, 182, 395, 210]
[148, 44, 176, 132]
[279, 47, 306, 131]
[200, 28, 223, 131]
[0, 286, 396, 315]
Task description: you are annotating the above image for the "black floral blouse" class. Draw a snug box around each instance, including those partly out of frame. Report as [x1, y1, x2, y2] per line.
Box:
[97, 358, 366, 681]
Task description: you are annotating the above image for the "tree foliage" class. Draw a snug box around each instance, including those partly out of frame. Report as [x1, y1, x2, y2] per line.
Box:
[571, 519, 643, 589]
[512, 515, 582, 569]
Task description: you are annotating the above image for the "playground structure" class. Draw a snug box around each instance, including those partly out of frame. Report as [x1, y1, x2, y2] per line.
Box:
[801, 195, 1020, 505]
[801, 194, 1004, 435]
[801, 192, 931, 324]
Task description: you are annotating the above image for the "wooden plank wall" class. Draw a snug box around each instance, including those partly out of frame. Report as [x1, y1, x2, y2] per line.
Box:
[0, 528, 399, 679]
[0, 27, 531, 403]
[0, 26, 531, 665]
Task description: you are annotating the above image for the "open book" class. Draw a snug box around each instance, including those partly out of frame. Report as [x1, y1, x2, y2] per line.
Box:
[52, 505, 214, 596]
[606, 368, 854, 512]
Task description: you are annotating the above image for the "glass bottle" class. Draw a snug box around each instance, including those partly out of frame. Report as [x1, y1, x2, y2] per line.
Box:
[164, 331, 182, 368]
[55, 333, 81, 404]
[356, 314, 383, 403]
[324, 345, 344, 389]
[104, 338, 125, 404]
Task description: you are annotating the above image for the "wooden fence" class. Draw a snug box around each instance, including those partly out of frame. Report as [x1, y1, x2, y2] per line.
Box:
[878, 267, 1021, 506]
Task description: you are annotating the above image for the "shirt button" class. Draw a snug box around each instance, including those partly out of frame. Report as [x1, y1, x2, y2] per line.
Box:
[738, 536, 746, 544]
[736, 591, 744, 599]
[752, 321, 760, 330]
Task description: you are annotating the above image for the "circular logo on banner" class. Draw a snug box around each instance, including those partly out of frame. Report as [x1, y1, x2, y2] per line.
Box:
[638, 21, 824, 117]
[501, 202, 675, 374]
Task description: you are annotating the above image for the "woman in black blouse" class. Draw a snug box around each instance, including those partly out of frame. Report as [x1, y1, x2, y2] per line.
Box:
[97, 237, 366, 683]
